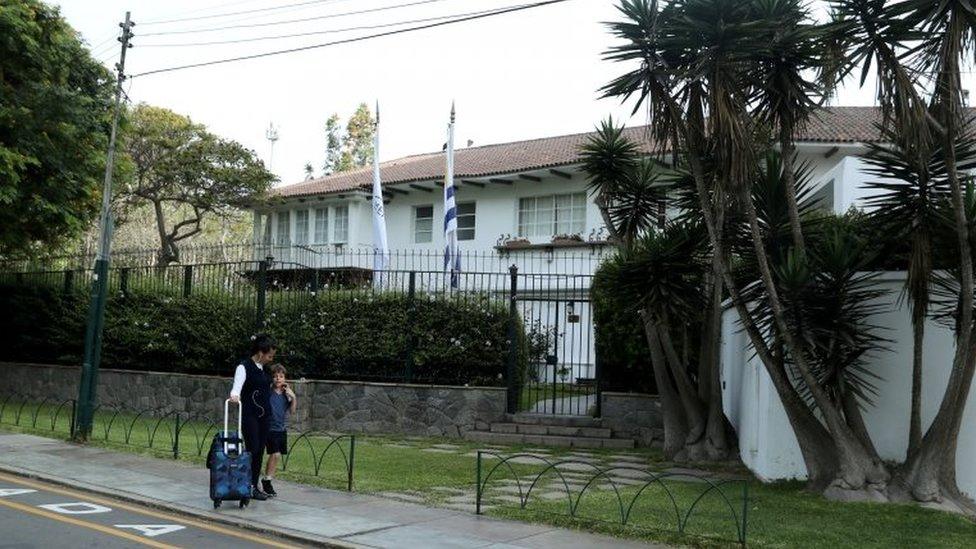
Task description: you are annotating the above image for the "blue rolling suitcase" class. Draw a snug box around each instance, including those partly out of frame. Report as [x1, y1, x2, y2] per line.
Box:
[208, 399, 251, 509]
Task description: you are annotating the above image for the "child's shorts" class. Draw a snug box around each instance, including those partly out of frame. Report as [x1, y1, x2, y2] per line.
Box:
[267, 430, 288, 455]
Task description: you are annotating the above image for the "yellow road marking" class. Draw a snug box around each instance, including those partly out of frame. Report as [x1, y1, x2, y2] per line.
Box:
[0, 472, 297, 548]
[0, 497, 177, 549]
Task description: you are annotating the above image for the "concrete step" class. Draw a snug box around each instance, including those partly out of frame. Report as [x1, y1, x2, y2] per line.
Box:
[506, 413, 603, 429]
[490, 422, 612, 438]
[463, 430, 635, 449]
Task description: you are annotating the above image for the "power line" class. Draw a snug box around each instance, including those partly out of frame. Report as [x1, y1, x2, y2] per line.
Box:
[138, 4, 527, 47]
[140, 0, 454, 37]
[131, 0, 572, 78]
[138, 0, 271, 25]
[140, 0, 351, 26]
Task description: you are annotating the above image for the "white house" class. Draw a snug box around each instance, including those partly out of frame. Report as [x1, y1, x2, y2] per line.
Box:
[252, 106, 883, 271]
[250, 106, 903, 402]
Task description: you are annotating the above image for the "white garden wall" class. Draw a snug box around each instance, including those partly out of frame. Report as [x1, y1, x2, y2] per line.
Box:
[721, 272, 976, 498]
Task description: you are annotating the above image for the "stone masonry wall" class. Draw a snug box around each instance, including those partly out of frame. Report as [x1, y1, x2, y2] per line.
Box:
[600, 391, 663, 447]
[308, 381, 507, 438]
[0, 362, 507, 437]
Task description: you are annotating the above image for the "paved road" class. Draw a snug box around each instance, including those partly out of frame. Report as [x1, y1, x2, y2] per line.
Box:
[0, 471, 307, 548]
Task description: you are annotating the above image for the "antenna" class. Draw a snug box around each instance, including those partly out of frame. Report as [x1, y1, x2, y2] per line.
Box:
[265, 122, 279, 171]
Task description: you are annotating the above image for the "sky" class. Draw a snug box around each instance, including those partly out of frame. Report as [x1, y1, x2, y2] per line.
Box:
[53, 0, 913, 188]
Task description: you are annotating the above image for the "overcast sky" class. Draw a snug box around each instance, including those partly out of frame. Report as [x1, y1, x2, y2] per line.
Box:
[54, 0, 908, 187]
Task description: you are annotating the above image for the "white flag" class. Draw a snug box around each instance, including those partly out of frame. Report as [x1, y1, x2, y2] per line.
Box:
[444, 103, 460, 289]
[371, 101, 389, 279]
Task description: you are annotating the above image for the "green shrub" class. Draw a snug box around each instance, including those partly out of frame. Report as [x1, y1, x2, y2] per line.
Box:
[592, 262, 656, 394]
[0, 281, 524, 387]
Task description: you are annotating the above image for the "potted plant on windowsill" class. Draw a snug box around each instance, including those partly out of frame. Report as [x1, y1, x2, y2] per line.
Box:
[551, 233, 584, 245]
[503, 236, 531, 248]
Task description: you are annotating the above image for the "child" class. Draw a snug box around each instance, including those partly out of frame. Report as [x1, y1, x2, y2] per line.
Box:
[261, 363, 296, 497]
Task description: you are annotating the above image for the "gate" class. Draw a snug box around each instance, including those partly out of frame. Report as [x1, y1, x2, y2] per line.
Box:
[512, 270, 597, 416]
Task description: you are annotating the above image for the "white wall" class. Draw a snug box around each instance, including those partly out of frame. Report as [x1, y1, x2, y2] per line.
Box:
[721, 273, 976, 497]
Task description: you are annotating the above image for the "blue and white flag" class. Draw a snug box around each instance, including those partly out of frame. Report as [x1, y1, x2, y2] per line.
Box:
[443, 103, 460, 289]
[371, 101, 389, 285]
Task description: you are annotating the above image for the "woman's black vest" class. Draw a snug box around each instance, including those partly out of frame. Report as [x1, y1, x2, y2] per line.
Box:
[240, 358, 271, 424]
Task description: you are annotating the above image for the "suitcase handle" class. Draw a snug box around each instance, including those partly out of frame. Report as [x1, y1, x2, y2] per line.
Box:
[224, 399, 244, 454]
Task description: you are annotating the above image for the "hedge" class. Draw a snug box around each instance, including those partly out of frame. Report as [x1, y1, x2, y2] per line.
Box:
[591, 263, 657, 394]
[0, 282, 525, 387]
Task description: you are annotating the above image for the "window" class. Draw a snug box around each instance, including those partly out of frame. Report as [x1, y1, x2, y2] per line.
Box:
[414, 205, 434, 243]
[314, 208, 328, 244]
[457, 202, 476, 241]
[518, 193, 585, 237]
[276, 211, 290, 245]
[294, 210, 309, 245]
[333, 205, 349, 243]
[259, 214, 272, 244]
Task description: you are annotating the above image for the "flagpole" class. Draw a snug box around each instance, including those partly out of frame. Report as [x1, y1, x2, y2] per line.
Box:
[371, 100, 389, 287]
[444, 102, 460, 289]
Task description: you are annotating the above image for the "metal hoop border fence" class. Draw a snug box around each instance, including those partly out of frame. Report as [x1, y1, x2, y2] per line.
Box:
[475, 451, 749, 546]
[0, 395, 355, 491]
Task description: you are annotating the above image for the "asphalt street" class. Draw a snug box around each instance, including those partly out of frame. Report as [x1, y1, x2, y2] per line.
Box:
[0, 472, 307, 548]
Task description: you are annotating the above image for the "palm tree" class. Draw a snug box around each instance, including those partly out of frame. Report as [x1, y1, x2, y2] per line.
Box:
[602, 0, 888, 491]
[582, 120, 732, 460]
[829, 0, 976, 511]
[861, 125, 952, 458]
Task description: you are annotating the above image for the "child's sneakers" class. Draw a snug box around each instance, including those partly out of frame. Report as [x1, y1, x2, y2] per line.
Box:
[261, 479, 277, 497]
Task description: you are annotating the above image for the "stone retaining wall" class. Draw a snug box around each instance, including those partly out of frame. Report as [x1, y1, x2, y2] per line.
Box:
[600, 391, 663, 446]
[0, 362, 507, 437]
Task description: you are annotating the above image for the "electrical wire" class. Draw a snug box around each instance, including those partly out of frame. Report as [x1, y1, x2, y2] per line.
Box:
[131, 0, 571, 78]
[138, 4, 528, 47]
[140, 0, 454, 37]
[140, 0, 351, 26]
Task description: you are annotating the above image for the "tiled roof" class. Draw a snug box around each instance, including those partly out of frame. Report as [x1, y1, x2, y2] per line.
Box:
[274, 106, 883, 199]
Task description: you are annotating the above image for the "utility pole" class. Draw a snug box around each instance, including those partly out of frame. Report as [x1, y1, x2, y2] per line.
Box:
[75, 12, 134, 441]
[266, 122, 279, 171]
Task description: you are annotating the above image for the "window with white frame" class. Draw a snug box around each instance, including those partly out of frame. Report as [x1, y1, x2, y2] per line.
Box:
[294, 209, 309, 245]
[333, 205, 349, 243]
[258, 213, 272, 244]
[314, 208, 328, 244]
[457, 202, 476, 241]
[276, 211, 290, 245]
[518, 192, 586, 237]
[414, 205, 433, 243]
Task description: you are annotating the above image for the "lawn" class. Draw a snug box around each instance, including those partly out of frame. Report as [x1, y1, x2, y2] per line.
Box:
[2, 400, 975, 548]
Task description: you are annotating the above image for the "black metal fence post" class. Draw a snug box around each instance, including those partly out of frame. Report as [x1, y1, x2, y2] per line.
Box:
[476, 450, 483, 515]
[173, 413, 181, 459]
[404, 271, 417, 383]
[506, 265, 519, 414]
[69, 399, 77, 438]
[119, 268, 129, 297]
[63, 270, 74, 294]
[347, 435, 356, 491]
[256, 258, 269, 331]
[182, 265, 193, 298]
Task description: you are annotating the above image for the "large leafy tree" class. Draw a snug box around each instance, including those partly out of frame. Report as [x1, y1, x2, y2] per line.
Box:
[119, 104, 276, 266]
[322, 103, 376, 175]
[0, 0, 114, 257]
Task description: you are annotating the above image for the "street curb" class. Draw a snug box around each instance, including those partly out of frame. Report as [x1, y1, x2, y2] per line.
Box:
[0, 462, 364, 548]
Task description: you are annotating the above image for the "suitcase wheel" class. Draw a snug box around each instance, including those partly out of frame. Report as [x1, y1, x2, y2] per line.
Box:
[239, 498, 249, 509]
[213, 499, 221, 509]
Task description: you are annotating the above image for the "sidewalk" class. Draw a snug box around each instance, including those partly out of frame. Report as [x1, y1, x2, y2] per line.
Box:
[0, 433, 658, 548]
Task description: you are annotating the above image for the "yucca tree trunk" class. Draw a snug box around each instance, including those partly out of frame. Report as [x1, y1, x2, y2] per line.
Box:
[779, 129, 805, 257]
[684, 153, 842, 487]
[643, 311, 689, 459]
[899, 18, 976, 510]
[908, 296, 926, 458]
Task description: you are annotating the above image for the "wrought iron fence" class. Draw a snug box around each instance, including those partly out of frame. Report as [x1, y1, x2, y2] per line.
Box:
[476, 451, 749, 546]
[2, 243, 610, 276]
[2, 256, 601, 414]
[0, 395, 355, 491]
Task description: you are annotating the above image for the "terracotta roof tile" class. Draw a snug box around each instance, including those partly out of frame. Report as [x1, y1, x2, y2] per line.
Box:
[274, 106, 883, 198]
